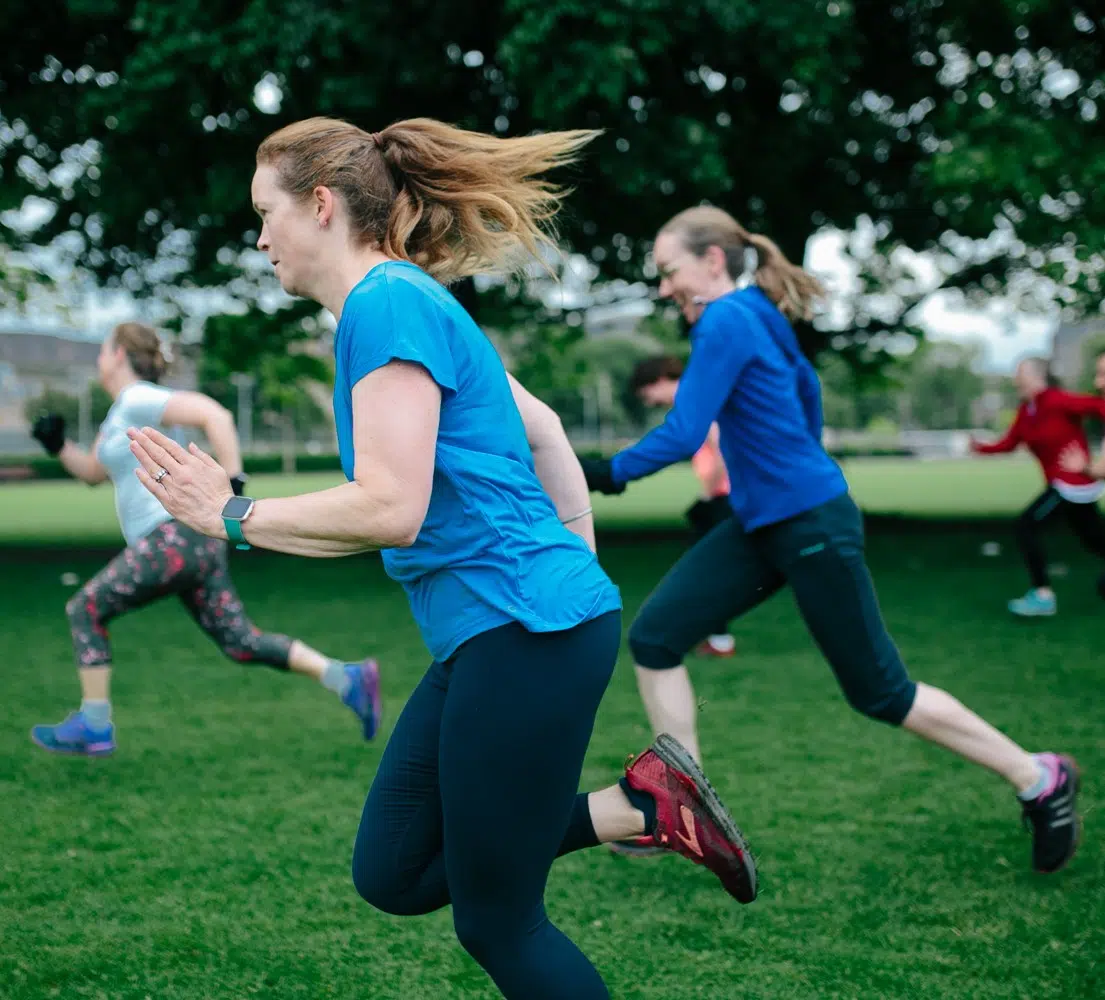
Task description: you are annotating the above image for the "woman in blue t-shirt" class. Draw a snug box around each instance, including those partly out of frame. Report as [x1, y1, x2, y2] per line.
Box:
[127, 119, 757, 999]
[581, 205, 1080, 877]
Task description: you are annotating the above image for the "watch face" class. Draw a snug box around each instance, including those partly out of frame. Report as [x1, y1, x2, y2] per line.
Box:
[222, 496, 254, 520]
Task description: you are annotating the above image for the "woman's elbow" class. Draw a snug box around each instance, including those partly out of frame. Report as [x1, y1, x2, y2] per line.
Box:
[385, 511, 424, 548]
[527, 402, 565, 450]
[209, 406, 237, 435]
[84, 462, 109, 486]
[349, 474, 428, 548]
[375, 495, 427, 549]
[392, 526, 421, 548]
[197, 408, 236, 450]
[539, 403, 564, 434]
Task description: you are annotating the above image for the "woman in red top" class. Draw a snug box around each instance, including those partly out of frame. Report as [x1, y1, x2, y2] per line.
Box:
[970, 356, 1105, 617]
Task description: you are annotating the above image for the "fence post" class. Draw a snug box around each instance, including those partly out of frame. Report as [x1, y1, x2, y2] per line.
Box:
[230, 373, 255, 454]
[77, 379, 92, 448]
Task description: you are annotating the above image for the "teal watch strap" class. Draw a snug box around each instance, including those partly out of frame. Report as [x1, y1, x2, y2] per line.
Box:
[224, 517, 251, 551]
[221, 495, 255, 551]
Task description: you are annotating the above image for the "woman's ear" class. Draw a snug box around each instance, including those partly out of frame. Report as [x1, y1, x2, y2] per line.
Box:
[314, 185, 335, 229]
[705, 244, 729, 277]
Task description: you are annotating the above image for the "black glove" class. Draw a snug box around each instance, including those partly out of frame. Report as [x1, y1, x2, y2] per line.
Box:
[230, 473, 249, 497]
[578, 456, 625, 496]
[685, 496, 732, 539]
[31, 413, 67, 456]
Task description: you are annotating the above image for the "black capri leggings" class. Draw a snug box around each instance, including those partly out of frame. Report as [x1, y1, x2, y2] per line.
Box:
[66, 519, 293, 668]
[352, 611, 622, 1000]
[628, 493, 917, 726]
[1015, 486, 1105, 589]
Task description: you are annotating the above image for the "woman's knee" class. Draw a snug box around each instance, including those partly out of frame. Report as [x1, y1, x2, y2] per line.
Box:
[213, 626, 289, 668]
[627, 613, 685, 669]
[453, 905, 536, 968]
[453, 909, 495, 965]
[351, 853, 431, 917]
[1014, 512, 1039, 541]
[350, 854, 395, 912]
[840, 670, 918, 726]
[66, 587, 97, 626]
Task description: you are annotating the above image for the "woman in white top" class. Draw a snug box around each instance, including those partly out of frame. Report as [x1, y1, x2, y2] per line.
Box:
[29, 321, 381, 756]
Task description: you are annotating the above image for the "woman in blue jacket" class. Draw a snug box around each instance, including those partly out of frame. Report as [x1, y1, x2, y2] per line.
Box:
[582, 205, 1081, 876]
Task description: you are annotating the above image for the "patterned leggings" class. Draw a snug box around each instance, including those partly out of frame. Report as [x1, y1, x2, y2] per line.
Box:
[67, 520, 294, 669]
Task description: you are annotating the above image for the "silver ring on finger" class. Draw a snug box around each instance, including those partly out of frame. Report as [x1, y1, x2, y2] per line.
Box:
[154, 467, 170, 483]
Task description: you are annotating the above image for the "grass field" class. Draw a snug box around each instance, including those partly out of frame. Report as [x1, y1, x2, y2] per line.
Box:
[0, 454, 1064, 546]
[1, 458, 1102, 999]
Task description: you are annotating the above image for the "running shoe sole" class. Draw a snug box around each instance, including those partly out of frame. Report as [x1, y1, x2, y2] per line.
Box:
[30, 730, 115, 756]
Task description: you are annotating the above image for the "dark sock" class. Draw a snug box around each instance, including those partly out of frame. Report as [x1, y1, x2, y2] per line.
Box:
[557, 794, 601, 856]
[618, 777, 657, 835]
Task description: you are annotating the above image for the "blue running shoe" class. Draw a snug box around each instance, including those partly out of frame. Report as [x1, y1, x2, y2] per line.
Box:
[342, 659, 382, 740]
[31, 711, 116, 756]
[1008, 590, 1057, 617]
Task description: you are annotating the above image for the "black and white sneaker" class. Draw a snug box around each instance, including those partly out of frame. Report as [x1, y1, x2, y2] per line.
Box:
[1021, 753, 1081, 873]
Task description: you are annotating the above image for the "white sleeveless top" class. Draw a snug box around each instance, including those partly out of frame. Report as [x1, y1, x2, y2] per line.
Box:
[95, 381, 175, 545]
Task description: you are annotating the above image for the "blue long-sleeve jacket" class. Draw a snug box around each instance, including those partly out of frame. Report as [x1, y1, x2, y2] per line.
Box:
[611, 286, 847, 531]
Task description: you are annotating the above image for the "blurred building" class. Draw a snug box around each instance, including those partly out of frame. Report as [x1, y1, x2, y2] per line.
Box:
[0, 325, 101, 452]
[1051, 318, 1105, 386]
[0, 323, 197, 453]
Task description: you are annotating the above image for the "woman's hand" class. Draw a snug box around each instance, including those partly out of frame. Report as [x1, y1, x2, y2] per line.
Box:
[127, 425, 234, 538]
[1058, 442, 1089, 475]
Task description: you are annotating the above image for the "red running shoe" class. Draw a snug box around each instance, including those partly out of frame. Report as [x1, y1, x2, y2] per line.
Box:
[623, 733, 758, 903]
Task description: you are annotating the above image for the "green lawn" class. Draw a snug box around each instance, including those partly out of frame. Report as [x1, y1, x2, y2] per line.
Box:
[1, 460, 1102, 999]
[0, 454, 1056, 546]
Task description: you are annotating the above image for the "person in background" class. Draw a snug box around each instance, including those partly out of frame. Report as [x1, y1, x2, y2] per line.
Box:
[29, 321, 381, 756]
[970, 355, 1105, 617]
[580, 204, 1082, 877]
[630, 355, 735, 657]
[1057, 347, 1105, 599]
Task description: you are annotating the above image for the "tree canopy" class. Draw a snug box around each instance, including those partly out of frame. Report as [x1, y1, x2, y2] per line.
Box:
[3, 1, 1102, 362]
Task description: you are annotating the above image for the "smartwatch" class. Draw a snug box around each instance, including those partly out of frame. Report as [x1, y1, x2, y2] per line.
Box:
[221, 494, 256, 551]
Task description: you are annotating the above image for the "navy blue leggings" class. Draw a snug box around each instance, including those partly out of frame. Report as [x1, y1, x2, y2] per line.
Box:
[352, 611, 621, 1000]
[629, 493, 917, 725]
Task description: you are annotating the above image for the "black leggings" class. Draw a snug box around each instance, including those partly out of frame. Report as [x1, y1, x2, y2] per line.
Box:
[628, 493, 917, 725]
[66, 520, 293, 668]
[1016, 487, 1105, 588]
[351, 612, 621, 1000]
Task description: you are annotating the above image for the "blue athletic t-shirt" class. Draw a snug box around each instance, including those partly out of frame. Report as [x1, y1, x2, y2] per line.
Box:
[332, 261, 621, 661]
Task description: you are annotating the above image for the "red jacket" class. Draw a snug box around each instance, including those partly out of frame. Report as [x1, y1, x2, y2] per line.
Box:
[972, 388, 1105, 485]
